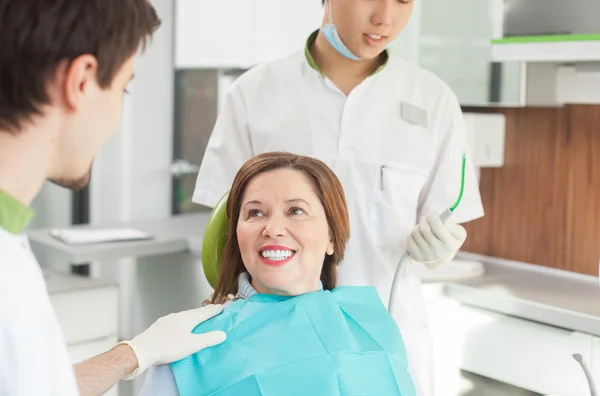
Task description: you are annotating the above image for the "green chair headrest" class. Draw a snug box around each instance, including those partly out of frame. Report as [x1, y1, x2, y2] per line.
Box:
[202, 192, 229, 289]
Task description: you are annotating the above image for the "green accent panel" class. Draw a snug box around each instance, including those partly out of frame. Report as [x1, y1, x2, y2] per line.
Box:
[492, 34, 600, 45]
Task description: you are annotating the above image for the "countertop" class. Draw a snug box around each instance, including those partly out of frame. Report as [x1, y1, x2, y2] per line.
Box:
[28, 212, 211, 265]
[27, 213, 600, 336]
[447, 251, 600, 337]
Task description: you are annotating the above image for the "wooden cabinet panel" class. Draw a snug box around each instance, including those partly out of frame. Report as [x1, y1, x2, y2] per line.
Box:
[462, 105, 600, 276]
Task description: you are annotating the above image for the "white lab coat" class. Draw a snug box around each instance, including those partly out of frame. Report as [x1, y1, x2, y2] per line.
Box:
[0, 228, 79, 396]
[193, 49, 484, 395]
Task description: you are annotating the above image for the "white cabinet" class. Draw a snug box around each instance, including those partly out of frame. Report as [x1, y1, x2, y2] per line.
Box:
[463, 113, 506, 168]
[175, 0, 322, 69]
[48, 271, 120, 396]
[51, 286, 119, 345]
[593, 337, 600, 394]
[494, 0, 600, 63]
[491, 37, 600, 63]
[456, 305, 594, 396]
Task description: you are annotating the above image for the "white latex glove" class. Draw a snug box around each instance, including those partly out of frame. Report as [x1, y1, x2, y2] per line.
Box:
[406, 212, 467, 269]
[119, 304, 227, 380]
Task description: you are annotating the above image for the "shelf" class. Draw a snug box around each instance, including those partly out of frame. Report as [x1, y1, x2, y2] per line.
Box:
[491, 34, 600, 63]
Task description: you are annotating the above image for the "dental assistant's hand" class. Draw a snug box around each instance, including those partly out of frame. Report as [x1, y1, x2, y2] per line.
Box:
[406, 212, 467, 269]
[119, 304, 227, 380]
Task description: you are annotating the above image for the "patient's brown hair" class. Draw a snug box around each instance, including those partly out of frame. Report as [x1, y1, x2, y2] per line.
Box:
[210, 152, 350, 304]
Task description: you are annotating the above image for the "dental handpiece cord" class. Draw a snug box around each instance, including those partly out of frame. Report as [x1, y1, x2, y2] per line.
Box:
[388, 154, 466, 314]
[573, 353, 597, 396]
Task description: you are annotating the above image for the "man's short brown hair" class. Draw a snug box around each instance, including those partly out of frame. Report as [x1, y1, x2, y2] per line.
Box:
[0, 0, 161, 131]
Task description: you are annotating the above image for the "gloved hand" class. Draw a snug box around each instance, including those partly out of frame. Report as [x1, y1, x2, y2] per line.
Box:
[119, 304, 227, 380]
[406, 212, 467, 269]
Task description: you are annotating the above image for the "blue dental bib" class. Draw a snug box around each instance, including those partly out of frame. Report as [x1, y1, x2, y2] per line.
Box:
[171, 286, 416, 396]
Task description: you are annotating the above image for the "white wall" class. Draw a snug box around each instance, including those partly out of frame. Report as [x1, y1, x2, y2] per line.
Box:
[388, 0, 494, 105]
[386, 0, 422, 65]
[29, 183, 72, 230]
[389, 0, 523, 106]
[29, 183, 73, 271]
[91, 2, 174, 227]
[89, 1, 184, 394]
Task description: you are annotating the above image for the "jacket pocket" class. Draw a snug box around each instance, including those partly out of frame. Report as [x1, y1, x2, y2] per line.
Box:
[370, 163, 429, 249]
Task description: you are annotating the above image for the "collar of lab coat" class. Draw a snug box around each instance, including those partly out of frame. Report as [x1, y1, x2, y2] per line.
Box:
[0, 190, 34, 234]
[303, 29, 390, 78]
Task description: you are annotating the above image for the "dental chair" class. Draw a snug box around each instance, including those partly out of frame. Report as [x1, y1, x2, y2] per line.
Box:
[201, 192, 229, 288]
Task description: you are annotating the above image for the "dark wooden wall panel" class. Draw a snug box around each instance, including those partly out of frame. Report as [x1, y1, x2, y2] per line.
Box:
[461, 105, 600, 276]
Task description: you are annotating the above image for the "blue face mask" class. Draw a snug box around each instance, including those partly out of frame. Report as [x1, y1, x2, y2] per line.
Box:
[320, 23, 362, 61]
[320, 0, 363, 61]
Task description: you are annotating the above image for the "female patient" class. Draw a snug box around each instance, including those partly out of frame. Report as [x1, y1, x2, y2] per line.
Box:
[140, 152, 417, 396]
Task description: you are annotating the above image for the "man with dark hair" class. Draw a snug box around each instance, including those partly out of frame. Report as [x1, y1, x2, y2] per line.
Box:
[0, 1, 226, 394]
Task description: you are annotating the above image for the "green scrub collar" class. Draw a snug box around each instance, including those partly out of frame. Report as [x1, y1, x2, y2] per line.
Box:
[0, 190, 34, 234]
[304, 29, 389, 77]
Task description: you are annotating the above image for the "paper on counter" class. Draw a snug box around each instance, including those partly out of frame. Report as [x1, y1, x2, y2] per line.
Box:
[49, 228, 153, 245]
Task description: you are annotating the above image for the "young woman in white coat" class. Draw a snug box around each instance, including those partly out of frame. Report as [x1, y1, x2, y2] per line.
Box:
[193, 0, 484, 394]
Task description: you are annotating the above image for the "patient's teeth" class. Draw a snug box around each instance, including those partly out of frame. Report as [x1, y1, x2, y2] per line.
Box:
[261, 249, 294, 260]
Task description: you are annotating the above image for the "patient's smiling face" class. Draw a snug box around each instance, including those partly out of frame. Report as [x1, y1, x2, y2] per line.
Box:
[236, 168, 335, 296]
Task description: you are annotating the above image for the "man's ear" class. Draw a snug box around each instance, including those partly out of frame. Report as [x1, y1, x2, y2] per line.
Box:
[62, 54, 99, 111]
